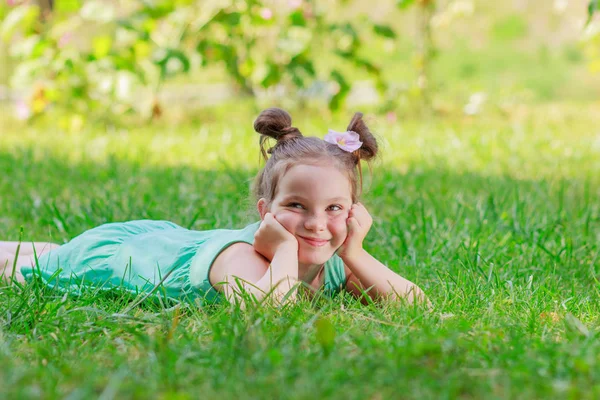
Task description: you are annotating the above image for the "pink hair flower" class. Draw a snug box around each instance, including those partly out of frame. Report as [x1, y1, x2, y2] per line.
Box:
[324, 129, 362, 152]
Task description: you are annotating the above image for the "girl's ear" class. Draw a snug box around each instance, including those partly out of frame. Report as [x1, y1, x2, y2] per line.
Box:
[257, 198, 268, 219]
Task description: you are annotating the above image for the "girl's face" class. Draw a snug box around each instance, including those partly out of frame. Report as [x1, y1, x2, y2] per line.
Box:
[258, 163, 353, 266]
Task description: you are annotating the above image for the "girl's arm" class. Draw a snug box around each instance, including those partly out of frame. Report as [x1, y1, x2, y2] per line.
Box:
[211, 242, 298, 305]
[338, 204, 427, 304]
[343, 251, 426, 303]
[210, 214, 299, 306]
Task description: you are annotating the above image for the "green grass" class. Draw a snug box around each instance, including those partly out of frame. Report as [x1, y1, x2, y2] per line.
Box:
[1, 101, 600, 398]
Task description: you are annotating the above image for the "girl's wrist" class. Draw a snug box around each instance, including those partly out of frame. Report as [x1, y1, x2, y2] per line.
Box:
[275, 240, 298, 254]
[339, 248, 367, 267]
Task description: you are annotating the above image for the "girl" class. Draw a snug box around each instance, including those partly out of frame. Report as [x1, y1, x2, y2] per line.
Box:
[1, 108, 426, 305]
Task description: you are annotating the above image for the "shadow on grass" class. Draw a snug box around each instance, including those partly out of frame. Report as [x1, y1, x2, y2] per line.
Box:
[1, 148, 599, 308]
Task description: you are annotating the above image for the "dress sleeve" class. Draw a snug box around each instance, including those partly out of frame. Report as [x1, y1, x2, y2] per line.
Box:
[188, 222, 261, 304]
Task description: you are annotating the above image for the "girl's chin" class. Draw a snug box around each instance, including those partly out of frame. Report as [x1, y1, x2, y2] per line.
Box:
[298, 249, 336, 266]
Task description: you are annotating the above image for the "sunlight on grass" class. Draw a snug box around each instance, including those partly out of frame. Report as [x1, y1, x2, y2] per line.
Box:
[2, 103, 599, 182]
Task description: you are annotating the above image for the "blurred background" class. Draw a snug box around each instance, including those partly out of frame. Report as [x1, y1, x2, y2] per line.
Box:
[1, 0, 599, 126]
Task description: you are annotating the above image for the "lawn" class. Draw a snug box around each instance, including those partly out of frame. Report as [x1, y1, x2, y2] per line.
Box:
[1, 99, 599, 398]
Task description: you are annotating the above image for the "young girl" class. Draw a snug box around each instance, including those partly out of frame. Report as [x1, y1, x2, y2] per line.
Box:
[1, 108, 426, 305]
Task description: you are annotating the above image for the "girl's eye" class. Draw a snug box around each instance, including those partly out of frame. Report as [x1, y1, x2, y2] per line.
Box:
[288, 203, 304, 209]
[328, 205, 342, 212]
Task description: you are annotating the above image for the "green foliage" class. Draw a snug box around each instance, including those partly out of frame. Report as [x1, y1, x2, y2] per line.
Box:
[491, 14, 528, 41]
[373, 24, 397, 39]
[397, 0, 417, 9]
[1, 0, 398, 120]
[1, 4, 39, 41]
[589, 0, 599, 24]
[583, 1, 600, 74]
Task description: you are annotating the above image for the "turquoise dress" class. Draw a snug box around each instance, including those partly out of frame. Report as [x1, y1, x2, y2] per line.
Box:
[20, 220, 347, 304]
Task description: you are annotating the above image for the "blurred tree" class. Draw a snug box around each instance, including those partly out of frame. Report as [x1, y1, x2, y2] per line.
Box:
[584, 0, 600, 75]
[1, 0, 397, 123]
[415, 0, 435, 108]
[588, 0, 598, 25]
[38, 0, 53, 21]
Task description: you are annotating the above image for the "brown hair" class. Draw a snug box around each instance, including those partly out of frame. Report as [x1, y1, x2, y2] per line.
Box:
[252, 108, 378, 206]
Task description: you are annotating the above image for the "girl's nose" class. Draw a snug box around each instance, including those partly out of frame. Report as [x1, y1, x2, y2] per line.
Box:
[304, 214, 326, 232]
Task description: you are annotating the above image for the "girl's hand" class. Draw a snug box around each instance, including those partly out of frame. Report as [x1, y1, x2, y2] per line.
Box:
[337, 203, 372, 262]
[253, 213, 298, 261]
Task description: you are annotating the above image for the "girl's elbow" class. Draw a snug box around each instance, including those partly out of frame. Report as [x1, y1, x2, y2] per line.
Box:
[390, 284, 429, 306]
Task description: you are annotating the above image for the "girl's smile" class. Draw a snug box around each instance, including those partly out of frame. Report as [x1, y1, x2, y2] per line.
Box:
[298, 235, 329, 247]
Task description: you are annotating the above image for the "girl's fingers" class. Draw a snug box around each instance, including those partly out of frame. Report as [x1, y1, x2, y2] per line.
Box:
[348, 204, 373, 237]
[347, 217, 360, 234]
[350, 206, 368, 224]
[352, 203, 367, 214]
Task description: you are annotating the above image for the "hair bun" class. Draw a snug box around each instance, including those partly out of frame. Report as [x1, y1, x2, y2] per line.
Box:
[346, 112, 378, 162]
[254, 108, 302, 140]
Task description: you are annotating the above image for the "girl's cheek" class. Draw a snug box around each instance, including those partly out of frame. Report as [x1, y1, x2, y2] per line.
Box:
[273, 212, 298, 234]
[329, 215, 348, 236]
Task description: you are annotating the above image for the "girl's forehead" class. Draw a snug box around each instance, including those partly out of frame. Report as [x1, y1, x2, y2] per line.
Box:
[278, 164, 352, 198]
[284, 163, 348, 181]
